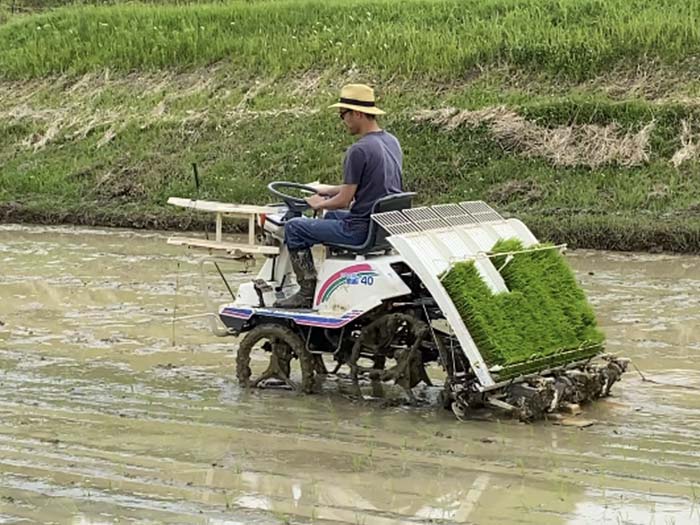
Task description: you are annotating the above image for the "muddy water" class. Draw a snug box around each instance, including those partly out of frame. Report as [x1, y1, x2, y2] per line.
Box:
[0, 225, 699, 525]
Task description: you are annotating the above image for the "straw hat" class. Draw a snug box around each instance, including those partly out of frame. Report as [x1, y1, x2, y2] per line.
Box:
[328, 84, 385, 115]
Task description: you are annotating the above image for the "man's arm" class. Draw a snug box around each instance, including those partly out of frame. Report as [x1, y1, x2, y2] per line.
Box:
[306, 184, 357, 211]
[308, 183, 341, 197]
[307, 144, 364, 210]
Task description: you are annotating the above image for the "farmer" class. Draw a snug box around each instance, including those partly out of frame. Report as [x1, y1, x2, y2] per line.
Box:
[276, 84, 403, 309]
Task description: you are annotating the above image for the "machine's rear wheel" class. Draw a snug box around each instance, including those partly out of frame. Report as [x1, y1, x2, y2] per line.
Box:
[348, 313, 431, 398]
[236, 324, 315, 394]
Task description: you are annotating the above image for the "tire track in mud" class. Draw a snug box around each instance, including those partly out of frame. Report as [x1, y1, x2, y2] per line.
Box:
[1, 226, 700, 524]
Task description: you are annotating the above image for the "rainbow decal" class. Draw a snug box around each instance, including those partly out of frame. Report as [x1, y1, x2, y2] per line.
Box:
[315, 263, 379, 305]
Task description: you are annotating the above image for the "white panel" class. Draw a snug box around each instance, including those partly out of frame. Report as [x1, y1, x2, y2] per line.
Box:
[491, 223, 523, 243]
[403, 207, 450, 231]
[368, 201, 542, 389]
[432, 203, 479, 225]
[506, 219, 539, 246]
[403, 235, 451, 276]
[461, 225, 498, 252]
[434, 230, 473, 259]
[388, 235, 496, 388]
[459, 201, 504, 222]
[430, 230, 506, 294]
[372, 210, 421, 235]
[474, 257, 509, 294]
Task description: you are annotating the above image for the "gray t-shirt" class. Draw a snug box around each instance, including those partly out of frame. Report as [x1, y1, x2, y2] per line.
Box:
[343, 130, 403, 229]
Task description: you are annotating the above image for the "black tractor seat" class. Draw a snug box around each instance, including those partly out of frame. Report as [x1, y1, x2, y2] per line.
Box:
[326, 192, 416, 255]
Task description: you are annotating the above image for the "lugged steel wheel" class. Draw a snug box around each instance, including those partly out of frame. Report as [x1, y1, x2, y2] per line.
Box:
[348, 313, 430, 399]
[236, 324, 315, 394]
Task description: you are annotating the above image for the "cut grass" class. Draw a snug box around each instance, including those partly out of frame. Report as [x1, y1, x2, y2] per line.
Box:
[441, 239, 604, 376]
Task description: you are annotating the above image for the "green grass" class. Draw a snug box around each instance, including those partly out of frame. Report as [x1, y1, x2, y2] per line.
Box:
[1, 90, 696, 210]
[441, 239, 604, 377]
[2, 0, 700, 252]
[2, 75, 700, 251]
[1, 0, 700, 80]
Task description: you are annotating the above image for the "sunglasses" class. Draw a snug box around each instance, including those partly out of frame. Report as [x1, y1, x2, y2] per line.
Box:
[339, 109, 351, 119]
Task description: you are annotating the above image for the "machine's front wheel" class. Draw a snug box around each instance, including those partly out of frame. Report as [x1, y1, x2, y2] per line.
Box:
[236, 324, 315, 394]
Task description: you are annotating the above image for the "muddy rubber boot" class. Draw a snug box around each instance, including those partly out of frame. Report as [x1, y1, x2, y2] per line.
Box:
[274, 249, 317, 309]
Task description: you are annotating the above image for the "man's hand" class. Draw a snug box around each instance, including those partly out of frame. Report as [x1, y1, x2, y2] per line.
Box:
[305, 184, 357, 211]
[305, 194, 326, 210]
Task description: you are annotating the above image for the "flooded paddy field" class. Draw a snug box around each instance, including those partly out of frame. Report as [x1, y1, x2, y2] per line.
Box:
[0, 224, 699, 525]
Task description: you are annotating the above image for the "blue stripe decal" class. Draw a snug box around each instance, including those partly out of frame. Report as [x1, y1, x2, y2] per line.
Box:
[221, 307, 362, 327]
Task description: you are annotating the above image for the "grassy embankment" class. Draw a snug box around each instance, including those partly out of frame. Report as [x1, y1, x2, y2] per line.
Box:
[1, 0, 700, 251]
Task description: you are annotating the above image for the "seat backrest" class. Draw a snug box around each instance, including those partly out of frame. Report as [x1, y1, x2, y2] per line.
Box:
[372, 192, 416, 214]
[365, 192, 416, 251]
[325, 192, 416, 255]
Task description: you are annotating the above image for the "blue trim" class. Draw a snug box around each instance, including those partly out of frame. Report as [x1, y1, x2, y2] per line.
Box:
[221, 306, 362, 328]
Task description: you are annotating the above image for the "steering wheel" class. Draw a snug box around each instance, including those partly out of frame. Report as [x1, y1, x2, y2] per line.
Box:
[267, 181, 319, 213]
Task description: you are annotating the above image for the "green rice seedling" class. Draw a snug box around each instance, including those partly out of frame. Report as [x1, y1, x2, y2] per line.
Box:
[442, 239, 603, 378]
